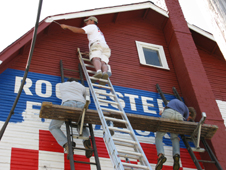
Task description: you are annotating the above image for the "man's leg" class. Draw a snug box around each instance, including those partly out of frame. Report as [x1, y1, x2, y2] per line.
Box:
[91, 57, 103, 83]
[49, 119, 67, 147]
[171, 133, 180, 170]
[101, 61, 108, 73]
[155, 131, 167, 170]
[92, 57, 102, 72]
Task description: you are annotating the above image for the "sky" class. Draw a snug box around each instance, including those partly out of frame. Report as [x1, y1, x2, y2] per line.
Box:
[0, 0, 211, 53]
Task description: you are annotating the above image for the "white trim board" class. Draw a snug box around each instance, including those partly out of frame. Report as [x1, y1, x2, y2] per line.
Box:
[45, 2, 169, 23]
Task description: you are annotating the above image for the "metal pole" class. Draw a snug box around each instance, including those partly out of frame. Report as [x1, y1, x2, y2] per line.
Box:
[89, 124, 101, 170]
[0, 0, 43, 140]
[156, 84, 168, 106]
[60, 60, 64, 82]
[66, 121, 75, 170]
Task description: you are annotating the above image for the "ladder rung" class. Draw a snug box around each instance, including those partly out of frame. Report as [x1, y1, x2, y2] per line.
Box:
[63, 68, 79, 72]
[74, 160, 96, 165]
[108, 127, 132, 134]
[95, 91, 115, 97]
[84, 64, 94, 68]
[118, 150, 142, 157]
[99, 78, 109, 83]
[82, 58, 91, 62]
[112, 138, 137, 145]
[191, 147, 205, 152]
[90, 77, 109, 83]
[87, 70, 96, 74]
[98, 99, 119, 105]
[114, 141, 135, 148]
[105, 116, 127, 124]
[80, 52, 89, 56]
[118, 153, 141, 159]
[198, 160, 216, 163]
[101, 107, 123, 114]
[122, 162, 149, 169]
[73, 135, 89, 140]
[93, 84, 112, 89]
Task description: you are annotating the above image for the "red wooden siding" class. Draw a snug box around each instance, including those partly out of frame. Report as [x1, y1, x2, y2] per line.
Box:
[8, 16, 181, 96]
[198, 49, 226, 101]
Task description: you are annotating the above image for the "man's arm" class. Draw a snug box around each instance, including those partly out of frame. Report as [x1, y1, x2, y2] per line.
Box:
[61, 24, 85, 34]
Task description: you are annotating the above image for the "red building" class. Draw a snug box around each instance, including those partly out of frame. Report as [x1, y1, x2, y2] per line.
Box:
[0, 1, 225, 169]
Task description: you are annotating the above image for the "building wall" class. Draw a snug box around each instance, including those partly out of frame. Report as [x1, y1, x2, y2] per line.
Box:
[198, 48, 226, 101]
[0, 17, 204, 169]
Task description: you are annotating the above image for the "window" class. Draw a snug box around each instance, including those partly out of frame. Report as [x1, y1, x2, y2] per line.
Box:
[136, 41, 169, 70]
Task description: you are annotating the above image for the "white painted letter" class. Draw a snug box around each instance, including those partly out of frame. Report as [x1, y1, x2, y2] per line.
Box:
[141, 96, 156, 114]
[55, 83, 61, 99]
[14, 76, 33, 95]
[124, 93, 139, 111]
[35, 80, 52, 98]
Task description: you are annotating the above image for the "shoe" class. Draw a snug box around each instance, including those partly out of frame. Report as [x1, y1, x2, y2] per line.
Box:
[64, 142, 76, 154]
[155, 154, 167, 170]
[83, 139, 93, 158]
[99, 72, 108, 85]
[173, 154, 180, 170]
[91, 71, 102, 83]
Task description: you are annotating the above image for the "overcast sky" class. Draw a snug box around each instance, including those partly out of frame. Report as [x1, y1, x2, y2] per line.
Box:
[0, 0, 210, 52]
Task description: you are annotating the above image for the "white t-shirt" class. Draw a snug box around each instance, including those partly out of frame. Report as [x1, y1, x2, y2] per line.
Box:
[82, 24, 107, 47]
[59, 81, 86, 104]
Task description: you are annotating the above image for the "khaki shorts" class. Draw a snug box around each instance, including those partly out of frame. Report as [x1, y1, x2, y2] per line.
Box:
[89, 41, 111, 64]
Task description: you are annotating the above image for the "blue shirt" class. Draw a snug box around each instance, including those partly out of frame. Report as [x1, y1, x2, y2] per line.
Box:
[167, 99, 189, 120]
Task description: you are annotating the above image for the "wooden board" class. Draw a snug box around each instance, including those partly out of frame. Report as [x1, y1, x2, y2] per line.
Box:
[40, 102, 218, 139]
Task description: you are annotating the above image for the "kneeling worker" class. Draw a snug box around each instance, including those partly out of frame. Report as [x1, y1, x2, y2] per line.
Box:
[49, 78, 93, 158]
[155, 99, 196, 170]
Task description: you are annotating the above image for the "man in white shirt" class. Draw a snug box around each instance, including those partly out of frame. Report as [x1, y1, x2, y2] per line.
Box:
[49, 78, 93, 158]
[60, 16, 111, 85]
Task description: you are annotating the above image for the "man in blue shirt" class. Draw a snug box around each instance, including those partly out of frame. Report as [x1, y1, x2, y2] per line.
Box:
[155, 99, 196, 170]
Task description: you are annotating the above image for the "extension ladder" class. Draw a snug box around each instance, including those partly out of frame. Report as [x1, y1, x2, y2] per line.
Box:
[60, 60, 101, 170]
[156, 84, 223, 170]
[77, 48, 152, 170]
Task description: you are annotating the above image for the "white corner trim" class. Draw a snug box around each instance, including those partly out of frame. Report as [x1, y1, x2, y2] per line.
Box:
[188, 23, 215, 42]
[0, 60, 2, 65]
[45, 2, 168, 23]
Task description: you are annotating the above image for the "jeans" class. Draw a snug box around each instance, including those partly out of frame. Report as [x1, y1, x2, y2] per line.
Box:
[155, 108, 183, 156]
[49, 100, 89, 147]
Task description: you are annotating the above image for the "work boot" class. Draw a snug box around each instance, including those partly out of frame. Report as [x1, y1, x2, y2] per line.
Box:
[99, 72, 109, 85]
[64, 142, 76, 154]
[91, 71, 102, 83]
[173, 154, 180, 170]
[155, 154, 167, 170]
[83, 139, 93, 158]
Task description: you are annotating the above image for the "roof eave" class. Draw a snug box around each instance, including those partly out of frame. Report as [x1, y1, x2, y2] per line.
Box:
[45, 1, 169, 23]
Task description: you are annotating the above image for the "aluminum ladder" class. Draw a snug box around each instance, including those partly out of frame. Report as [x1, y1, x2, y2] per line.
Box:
[77, 48, 152, 170]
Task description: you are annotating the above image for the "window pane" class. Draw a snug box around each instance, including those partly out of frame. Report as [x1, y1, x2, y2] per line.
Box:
[143, 48, 162, 66]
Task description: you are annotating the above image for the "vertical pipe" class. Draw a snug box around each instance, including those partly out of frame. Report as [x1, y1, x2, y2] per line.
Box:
[66, 121, 75, 170]
[89, 124, 101, 170]
[60, 60, 64, 83]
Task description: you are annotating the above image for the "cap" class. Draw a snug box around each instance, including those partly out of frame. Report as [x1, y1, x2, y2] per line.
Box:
[84, 16, 98, 23]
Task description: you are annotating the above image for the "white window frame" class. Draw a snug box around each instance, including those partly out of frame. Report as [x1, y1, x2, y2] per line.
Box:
[135, 41, 169, 70]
